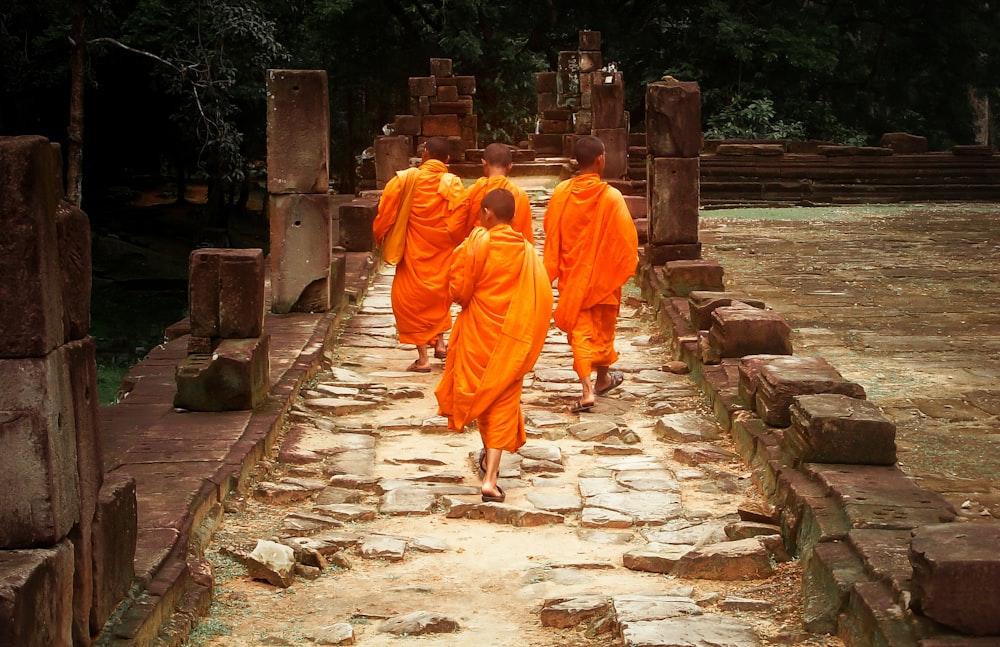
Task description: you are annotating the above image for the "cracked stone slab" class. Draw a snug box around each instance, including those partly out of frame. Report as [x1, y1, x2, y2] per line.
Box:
[615, 470, 681, 493]
[280, 512, 345, 536]
[526, 491, 583, 514]
[611, 595, 703, 622]
[577, 528, 635, 544]
[579, 477, 629, 498]
[568, 420, 620, 442]
[518, 443, 563, 463]
[642, 520, 729, 546]
[581, 507, 634, 528]
[358, 534, 407, 561]
[539, 596, 611, 628]
[654, 412, 723, 443]
[312, 504, 376, 522]
[671, 537, 778, 580]
[443, 497, 565, 527]
[585, 491, 683, 525]
[377, 611, 460, 635]
[378, 487, 437, 515]
[617, 614, 760, 647]
[623, 544, 693, 573]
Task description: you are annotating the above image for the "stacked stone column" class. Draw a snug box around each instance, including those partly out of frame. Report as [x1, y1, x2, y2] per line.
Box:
[590, 69, 628, 179]
[173, 249, 270, 412]
[266, 69, 337, 314]
[0, 136, 137, 647]
[645, 78, 703, 266]
[376, 57, 477, 186]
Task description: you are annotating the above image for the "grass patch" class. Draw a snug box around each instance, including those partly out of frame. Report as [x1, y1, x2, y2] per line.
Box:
[91, 280, 187, 405]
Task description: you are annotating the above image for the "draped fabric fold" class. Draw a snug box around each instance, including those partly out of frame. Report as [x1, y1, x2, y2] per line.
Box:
[543, 173, 638, 334]
[435, 225, 553, 452]
[449, 175, 534, 245]
[372, 159, 465, 345]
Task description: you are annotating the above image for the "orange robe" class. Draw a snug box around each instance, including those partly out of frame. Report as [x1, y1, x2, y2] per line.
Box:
[543, 173, 638, 379]
[373, 159, 465, 345]
[435, 224, 553, 452]
[449, 175, 534, 245]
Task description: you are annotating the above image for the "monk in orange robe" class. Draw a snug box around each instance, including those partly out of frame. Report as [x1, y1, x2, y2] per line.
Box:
[449, 142, 534, 245]
[373, 136, 465, 372]
[435, 188, 553, 502]
[543, 135, 638, 412]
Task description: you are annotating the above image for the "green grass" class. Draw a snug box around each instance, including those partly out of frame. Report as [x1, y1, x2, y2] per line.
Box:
[91, 281, 188, 405]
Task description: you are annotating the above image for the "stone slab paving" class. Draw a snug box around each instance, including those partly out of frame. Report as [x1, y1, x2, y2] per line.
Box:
[193, 258, 830, 646]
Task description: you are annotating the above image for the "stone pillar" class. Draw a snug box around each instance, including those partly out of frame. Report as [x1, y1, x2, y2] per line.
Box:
[645, 78, 703, 265]
[0, 135, 133, 647]
[266, 69, 335, 314]
[374, 135, 412, 190]
[175, 248, 270, 412]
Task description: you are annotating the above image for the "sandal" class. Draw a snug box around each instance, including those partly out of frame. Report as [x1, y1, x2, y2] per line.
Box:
[476, 448, 487, 477]
[406, 361, 432, 373]
[570, 399, 595, 413]
[595, 371, 624, 396]
[481, 486, 505, 503]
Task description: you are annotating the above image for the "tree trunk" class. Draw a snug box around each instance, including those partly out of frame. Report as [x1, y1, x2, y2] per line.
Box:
[66, 0, 86, 205]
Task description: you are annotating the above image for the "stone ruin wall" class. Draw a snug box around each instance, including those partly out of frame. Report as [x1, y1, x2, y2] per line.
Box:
[0, 135, 138, 647]
[641, 88, 1000, 645]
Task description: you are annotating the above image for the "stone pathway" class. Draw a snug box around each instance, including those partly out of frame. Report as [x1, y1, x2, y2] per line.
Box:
[196, 233, 843, 646]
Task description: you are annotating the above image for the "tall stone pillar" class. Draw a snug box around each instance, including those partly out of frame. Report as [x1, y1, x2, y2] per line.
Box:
[0, 135, 136, 647]
[266, 69, 335, 313]
[645, 78, 703, 265]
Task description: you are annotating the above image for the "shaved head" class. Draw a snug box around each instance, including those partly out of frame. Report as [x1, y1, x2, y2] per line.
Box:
[424, 136, 450, 162]
[481, 188, 515, 223]
[483, 142, 513, 168]
[574, 135, 605, 169]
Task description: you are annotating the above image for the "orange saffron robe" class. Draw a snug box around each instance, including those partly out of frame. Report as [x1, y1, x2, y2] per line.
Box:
[542, 173, 638, 378]
[373, 159, 465, 345]
[435, 224, 553, 452]
[449, 175, 534, 245]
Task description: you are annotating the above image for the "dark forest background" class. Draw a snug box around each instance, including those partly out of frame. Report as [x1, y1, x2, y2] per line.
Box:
[3, 0, 1000, 220]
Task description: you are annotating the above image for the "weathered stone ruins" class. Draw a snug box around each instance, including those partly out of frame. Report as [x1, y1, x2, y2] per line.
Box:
[2, 27, 999, 647]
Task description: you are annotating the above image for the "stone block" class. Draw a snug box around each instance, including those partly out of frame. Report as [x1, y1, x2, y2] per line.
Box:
[664, 259, 724, 297]
[688, 291, 765, 330]
[644, 243, 702, 266]
[877, 133, 928, 154]
[375, 135, 412, 189]
[530, 134, 564, 156]
[706, 302, 792, 359]
[786, 394, 895, 465]
[63, 338, 103, 523]
[90, 472, 137, 634]
[447, 135, 465, 164]
[339, 199, 378, 253]
[802, 540, 866, 634]
[436, 84, 459, 102]
[535, 72, 557, 93]
[646, 79, 702, 158]
[540, 119, 569, 134]
[579, 50, 602, 74]
[429, 58, 452, 77]
[648, 156, 700, 245]
[0, 135, 64, 358]
[55, 200, 91, 342]
[737, 354, 794, 408]
[573, 110, 593, 135]
[0, 541, 74, 647]
[556, 51, 580, 97]
[0, 348, 80, 549]
[579, 30, 601, 50]
[188, 249, 265, 339]
[754, 357, 867, 427]
[910, 522, 1000, 635]
[428, 101, 471, 116]
[330, 249, 347, 309]
[623, 195, 647, 219]
[174, 335, 270, 411]
[421, 114, 460, 138]
[537, 92, 556, 113]
[408, 76, 436, 97]
[268, 193, 333, 314]
[265, 70, 329, 194]
[594, 127, 628, 179]
[392, 114, 421, 136]
[591, 72, 624, 129]
[454, 76, 476, 95]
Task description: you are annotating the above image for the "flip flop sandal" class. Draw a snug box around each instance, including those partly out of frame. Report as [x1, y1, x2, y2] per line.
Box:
[434, 349, 448, 360]
[595, 371, 624, 396]
[476, 448, 487, 477]
[406, 361, 432, 373]
[481, 486, 505, 503]
[570, 399, 595, 413]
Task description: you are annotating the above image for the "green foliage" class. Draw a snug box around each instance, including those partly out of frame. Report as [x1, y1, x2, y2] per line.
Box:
[705, 96, 805, 140]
